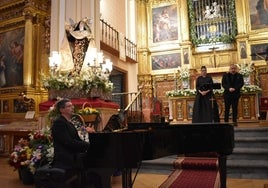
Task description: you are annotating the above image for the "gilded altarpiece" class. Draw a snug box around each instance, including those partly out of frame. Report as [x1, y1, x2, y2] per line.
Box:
[137, 0, 265, 123]
[0, 1, 50, 155]
[0, 0, 50, 123]
[168, 93, 258, 123]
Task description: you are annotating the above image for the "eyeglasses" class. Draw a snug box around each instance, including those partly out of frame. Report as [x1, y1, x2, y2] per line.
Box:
[64, 104, 73, 108]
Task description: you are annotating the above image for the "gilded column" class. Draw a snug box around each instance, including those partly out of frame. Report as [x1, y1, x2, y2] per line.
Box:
[137, 0, 150, 75]
[235, 0, 248, 35]
[179, 0, 190, 42]
[23, 9, 34, 86]
[34, 15, 48, 88]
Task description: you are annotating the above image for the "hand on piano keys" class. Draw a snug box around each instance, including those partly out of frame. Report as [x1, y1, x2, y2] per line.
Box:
[86, 126, 95, 133]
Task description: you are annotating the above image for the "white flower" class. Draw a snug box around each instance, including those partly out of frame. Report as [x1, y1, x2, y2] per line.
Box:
[41, 68, 114, 92]
[236, 62, 254, 76]
[178, 65, 190, 80]
[166, 85, 261, 97]
[241, 85, 262, 93]
[166, 89, 196, 97]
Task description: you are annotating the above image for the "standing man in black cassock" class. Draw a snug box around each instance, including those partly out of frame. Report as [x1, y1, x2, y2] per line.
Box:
[192, 66, 220, 123]
[222, 64, 244, 125]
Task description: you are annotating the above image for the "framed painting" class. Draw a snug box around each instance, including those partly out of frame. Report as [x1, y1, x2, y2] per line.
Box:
[13, 99, 28, 113]
[0, 27, 24, 87]
[0, 136, 4, 152]
[239, 41, 248, 59]
[187, 100, 194, 120]
[250, 43, 268, 61]
[249, 0, 268, 30]
[2, 100, 9, 113]
[151, 3, 178, 44]
[183, 48, 190, 64]
[151, 51, 181, 72]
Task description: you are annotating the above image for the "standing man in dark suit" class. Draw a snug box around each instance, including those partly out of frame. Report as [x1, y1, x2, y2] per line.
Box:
[222, 64, 244, 125]
[51, 98, 101, 187]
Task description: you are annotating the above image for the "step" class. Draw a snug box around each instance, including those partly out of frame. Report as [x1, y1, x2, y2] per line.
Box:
[234, 127, 268, 137]
[228, 148, 268, 160]
[227, 159, 268, 168]
[227, 159, 268, 179]
[227, 169, 268, 179]
[234, 137, 268, 148]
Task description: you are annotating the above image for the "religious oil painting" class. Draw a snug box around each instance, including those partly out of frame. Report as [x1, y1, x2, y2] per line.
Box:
[152, 4, 178, 43]
[2, 100, 9, 113]
[249, 0, 268, 30]
[0, 28, 24, 87]
[183, 48, 189, 64]
[250, 43, 268, 61]
[0, 136, 4, 152]
[13, 99, 28, 113]
[187, 101, 194, 119]
[239, 41, 247, 59]
[151, 52, 181, 71]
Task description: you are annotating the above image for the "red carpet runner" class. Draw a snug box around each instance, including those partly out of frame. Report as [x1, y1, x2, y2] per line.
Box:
[159, 157, 220, 188]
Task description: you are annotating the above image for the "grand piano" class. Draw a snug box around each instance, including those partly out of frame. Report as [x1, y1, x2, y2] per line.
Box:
[87, 122, 234, 188]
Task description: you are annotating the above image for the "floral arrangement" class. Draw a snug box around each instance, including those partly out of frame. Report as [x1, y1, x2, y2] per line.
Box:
[213, 88, 224, 96]
[241, 85, 262, 94]
[178, 65, 190, 81]
[9, 127, 54, 174]
[41, 69, 114, 93]
[236, 61, 254, 77]
[9, 138, 32, 170]
[47, 100, 100, 123]
[166, 89, 196, 97]
[28, 127, 54, 174]
[77, 106, 100, 115]
[166, 85, 262, 97]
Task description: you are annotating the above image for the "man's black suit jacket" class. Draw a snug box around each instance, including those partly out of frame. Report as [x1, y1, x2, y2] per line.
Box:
[222, 72, 244, 98]
[51, 115, 90, 170]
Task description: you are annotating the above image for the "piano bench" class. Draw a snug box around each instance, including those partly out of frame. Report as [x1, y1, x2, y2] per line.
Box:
[34, 165, 79, 188]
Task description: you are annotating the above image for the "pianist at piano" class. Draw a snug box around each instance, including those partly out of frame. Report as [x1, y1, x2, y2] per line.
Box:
[50, 98, 102, 188]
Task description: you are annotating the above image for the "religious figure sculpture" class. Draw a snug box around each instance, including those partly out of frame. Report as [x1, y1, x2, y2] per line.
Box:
[59, 17, 94, 75]
[203, 2, 222, 20]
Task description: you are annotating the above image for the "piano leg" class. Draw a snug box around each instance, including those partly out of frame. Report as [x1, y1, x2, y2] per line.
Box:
[122, 168, 132, 188]
[219, 155, 227, 188]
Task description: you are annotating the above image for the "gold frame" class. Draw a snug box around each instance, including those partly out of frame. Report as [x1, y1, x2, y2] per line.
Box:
[2, 100, 10, 114]
[250, 41, 268, 64]
[248, 0, 268, 31]
[0, 27, 25, 87]
[0, 0, 50, 121]
[150, 50, 182, 75]
[239, 41, 248, 59]
[147, 0, 180, 47]
[187, 100, 193, 120]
